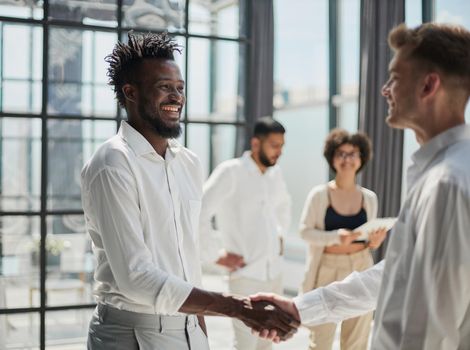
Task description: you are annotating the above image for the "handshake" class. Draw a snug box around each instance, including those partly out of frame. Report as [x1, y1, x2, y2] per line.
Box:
[237, 293, 301, 343]
[181, 287, 301, 343]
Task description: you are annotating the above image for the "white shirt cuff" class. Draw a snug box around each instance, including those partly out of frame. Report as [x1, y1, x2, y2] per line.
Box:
[293, 290, 328, 326]
[154, 275, 193, 315]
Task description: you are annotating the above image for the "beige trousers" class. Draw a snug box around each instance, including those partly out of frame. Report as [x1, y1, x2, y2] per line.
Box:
[308, 249, 373, 350]
[228, 274, 283, 350]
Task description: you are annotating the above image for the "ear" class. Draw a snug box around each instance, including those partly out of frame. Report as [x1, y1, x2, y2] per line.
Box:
[251, 137, 260, 151]
[421, 73, 440, 99]
[122, 84, 137, 104]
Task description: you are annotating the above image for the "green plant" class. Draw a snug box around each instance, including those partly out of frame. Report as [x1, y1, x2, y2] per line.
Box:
[28, 236, 68, 256]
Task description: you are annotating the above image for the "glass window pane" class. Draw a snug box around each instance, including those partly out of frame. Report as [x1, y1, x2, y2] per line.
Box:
[0, 117, 42, 212]
[48, 27, 117, 118]
[47, 120, 117, 211]
[189, 0, 241, 38]
[405, 0, 422, 27]
[2, 81, 42, 115]
[186, 123, 243, 179]
[0, 216, 40, 309]
[337, 0, 360, 131]
[49, 0, 118, 27]
[435, 1, 470, 29]
[46, 309, 94, 348]
[187, 123, 210, 179]
[274, 0, 329, 237]
[46, 215, 95, 307]
[1, 23, 43, 114]
[0, 0, 43, 19]
[275, 106, 329, 236]
[122, 0, 185, 32]
[273, 0, 328, 109]
[187, 39, 245, 122]
[211, 124, 242, 167]
[340, 0, 360, 92]
[338, 101, 358, 132]
[83, 31, 117, 85]
[0, 312, 39, 349]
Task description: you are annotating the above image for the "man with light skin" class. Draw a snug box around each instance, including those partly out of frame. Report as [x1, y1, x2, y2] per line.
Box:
[81, 32, 299, 350]
[199, 117, 291, 350]
[251, 22, 470, 349]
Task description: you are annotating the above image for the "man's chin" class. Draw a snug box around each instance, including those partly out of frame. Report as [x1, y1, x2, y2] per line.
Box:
[385, 115, 405, 130]
[150, 121, 182, 138]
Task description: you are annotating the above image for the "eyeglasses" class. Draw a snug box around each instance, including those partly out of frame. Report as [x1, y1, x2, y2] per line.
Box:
[334, 151, 361, 160]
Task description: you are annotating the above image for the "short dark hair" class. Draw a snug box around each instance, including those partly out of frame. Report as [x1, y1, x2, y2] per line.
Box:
[105, 32, 181, 108]
[323, 128, 372, 173]
[253, 117, 285, 138]
[389, 23, 470, 89]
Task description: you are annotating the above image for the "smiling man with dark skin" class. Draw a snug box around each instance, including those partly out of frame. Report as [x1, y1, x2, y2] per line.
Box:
[81, 32, 298, 350]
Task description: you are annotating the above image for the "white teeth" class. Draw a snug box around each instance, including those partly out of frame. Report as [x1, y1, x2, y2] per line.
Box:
[161, 106, 179, 112]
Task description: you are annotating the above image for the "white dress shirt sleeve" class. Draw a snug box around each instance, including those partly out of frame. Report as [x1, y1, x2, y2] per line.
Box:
[274, 169, 292, 237]
[293, 260, 384, 326]
[85, 166, 193, 315]
[199, 163, 236, 263]
[398, 181, 470, 348]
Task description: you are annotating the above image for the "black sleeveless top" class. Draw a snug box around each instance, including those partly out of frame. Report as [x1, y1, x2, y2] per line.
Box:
[324, 206, 367, 231]
[324, 190, 367, 242]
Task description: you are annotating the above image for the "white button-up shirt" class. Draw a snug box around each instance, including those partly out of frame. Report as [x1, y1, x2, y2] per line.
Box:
[294, 124, 470, 349]
[199, 151, 291, 281]
[81, 121, 203, 315]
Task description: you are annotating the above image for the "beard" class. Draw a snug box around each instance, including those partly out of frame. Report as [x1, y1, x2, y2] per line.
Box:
[258, 147, 276, 168]
[138, 102, 182, 139]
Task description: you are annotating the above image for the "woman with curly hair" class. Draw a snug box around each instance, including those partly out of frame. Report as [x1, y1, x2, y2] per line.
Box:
[299, 128, 387, 350]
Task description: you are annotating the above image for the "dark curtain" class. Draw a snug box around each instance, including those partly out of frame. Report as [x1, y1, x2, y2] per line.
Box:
[358, 0, 405, 261]
[242, 0, 275, 151]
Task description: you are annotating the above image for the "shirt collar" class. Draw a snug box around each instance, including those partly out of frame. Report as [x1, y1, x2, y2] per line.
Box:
[410, 124, 470, 172]
[241, 150, 274, 175]
[118, 120, 183, 158]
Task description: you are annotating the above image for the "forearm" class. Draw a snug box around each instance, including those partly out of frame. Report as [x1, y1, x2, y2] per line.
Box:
[300, 226, 340, 246]
[179, 287, 243, 317]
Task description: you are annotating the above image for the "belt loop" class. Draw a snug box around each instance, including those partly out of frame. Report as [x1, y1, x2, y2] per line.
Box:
[184, 317, 192, 350]
[158, 315, 163, 333]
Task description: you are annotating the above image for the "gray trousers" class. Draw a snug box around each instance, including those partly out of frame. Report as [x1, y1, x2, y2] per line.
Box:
[87, 304, 210, 350]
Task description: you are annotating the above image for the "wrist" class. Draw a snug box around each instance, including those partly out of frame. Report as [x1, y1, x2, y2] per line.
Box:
[205, 292, 245, 318]
[179, 288, 237, 316]
[221, 295, 245, 319]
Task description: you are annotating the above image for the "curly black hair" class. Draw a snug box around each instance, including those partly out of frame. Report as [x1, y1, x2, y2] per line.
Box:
[323, 128, 373, 173]
[105, 32, 182, 108]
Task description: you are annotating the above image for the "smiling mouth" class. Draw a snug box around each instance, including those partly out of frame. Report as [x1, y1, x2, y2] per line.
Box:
[161, 103, 182, 112]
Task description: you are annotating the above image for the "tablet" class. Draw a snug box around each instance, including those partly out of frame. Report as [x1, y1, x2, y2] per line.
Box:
[354, 217, 397, 241]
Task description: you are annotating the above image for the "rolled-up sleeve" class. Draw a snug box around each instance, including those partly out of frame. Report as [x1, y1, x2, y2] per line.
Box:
[85, 166, 193, 315]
